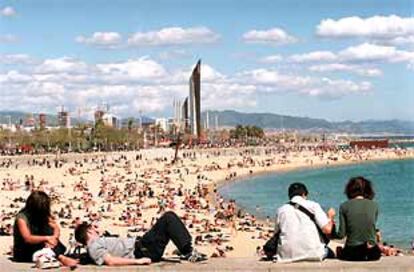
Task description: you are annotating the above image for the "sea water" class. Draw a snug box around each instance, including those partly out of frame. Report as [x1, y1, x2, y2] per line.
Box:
[219, 159, 414, 249]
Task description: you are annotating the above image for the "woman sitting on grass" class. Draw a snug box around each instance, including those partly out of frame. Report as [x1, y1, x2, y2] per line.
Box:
[335, 177, 381, 261]
[13, 191, 78, 267]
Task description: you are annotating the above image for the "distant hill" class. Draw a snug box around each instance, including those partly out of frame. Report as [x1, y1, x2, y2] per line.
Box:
[0, 111, 77, 126]
[2, 110, 414, 134]
[120, 116, 155, 127]
[202, 110, 414, 134]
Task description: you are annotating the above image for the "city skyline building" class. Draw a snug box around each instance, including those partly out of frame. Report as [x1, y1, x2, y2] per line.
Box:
[205, 110, 209, 130]
[57, 106, 70, 128]
[39, 113, 46, 129]
[181, 97, 189, 132]
[102, 113, 119, 128]
[189, 59, 201, 139]
[94, 110, 105, 125]
[173, 99, 182, 127]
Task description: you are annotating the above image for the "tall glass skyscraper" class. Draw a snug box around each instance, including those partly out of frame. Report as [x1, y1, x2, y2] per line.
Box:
[189, 59, 201, 139]
[181, 97, 189, 132]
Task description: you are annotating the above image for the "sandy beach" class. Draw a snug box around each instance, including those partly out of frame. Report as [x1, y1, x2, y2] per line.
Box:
[1, 146, 413, 263]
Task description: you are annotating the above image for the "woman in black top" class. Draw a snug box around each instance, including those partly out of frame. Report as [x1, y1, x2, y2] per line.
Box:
[335, 176, 381, 261]
[13, 191, 78, 266]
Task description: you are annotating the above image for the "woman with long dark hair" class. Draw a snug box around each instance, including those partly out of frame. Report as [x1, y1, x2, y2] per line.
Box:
[335, 176, 381, 261]
[13, 191, 78, 267]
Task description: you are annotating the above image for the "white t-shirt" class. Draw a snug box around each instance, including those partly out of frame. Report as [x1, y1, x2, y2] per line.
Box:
[275, 196, 329, 262]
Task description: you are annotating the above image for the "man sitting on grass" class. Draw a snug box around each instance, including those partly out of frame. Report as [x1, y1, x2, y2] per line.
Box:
[74, 211, 207, 266]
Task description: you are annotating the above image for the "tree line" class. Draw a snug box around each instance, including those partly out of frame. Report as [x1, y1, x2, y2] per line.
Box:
[229, 125, 264, 139]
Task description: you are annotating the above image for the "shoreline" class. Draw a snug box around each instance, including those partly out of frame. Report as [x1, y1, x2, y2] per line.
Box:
[211, 151, 414, 251]
[215, 151, 414, 203]
[216, 154, 414, 196]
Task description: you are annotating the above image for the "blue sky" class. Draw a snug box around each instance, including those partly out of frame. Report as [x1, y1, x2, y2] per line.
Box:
[1, 0, 413, 121]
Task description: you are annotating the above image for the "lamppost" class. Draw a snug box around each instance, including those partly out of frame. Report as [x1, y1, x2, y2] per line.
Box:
[139, 110, 143, 130]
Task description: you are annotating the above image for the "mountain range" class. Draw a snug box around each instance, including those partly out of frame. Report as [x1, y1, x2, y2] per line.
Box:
[202, 110, 414, 135]
[0, 111, 78, 126]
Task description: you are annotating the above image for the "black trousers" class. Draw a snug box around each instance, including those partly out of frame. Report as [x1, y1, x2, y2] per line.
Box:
[325, 247, 335, 259]
[134, 211, 192, 262]
[339, 243, 381, 261]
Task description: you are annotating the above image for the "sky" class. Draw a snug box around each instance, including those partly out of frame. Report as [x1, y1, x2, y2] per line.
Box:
[1, 0, 414, 121]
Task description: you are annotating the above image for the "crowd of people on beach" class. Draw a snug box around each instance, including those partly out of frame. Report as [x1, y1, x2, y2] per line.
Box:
[0, 144, 412, 269]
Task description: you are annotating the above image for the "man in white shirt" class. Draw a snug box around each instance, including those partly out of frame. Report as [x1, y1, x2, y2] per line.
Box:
[274, 183, 335, 262]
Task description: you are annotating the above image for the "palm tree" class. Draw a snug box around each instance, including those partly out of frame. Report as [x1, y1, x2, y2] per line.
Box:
[127, 118, 134, 132]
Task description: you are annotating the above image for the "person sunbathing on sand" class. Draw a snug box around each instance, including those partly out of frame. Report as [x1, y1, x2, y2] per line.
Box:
[376, 229, 404, 256]
[74, 211, 207, 266]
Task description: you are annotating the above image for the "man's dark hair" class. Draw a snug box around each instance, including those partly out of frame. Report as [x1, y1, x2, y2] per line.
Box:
[288, 182, 308, 199]
[75, 222, 91, 245]
[345, 176, 375, 200]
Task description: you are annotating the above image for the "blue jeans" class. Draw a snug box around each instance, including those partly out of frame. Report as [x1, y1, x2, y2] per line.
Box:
[323, 246, 335, 259]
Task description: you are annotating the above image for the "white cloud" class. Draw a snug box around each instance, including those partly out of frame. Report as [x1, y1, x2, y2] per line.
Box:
[388, 36, 414, 47]
[338, 43, 414, 63]
[303, 78, 371, 98]
[158, 49, 191, 60]
[258, 55, 283, 64]
[202, 83, 257, 109]
[338, 43, 396, 62]
[357, 68, 383, 77]
[127, 27, 220, 46]
[97, 57, 167, 81]
[238, 68, 372, 98]
[0, 55, 377, 116]
[316, 15, 414, 47]
[317, 15, 414, 39]
[238, 69, 315, 94]
[242, 28, 297, 45]
[285, 43, 414, 71]
[0, 54, 35, 65]
[0, 34, 18, 43]
[76, 32, 122, 48]
[25, 82, 65, 98]
[309, 63, 382, 77]
[1, 6, 16, 17]
[0, 57, 182, 115]
[0, 70, 32, 84]
[289, 51, 337, 63]
[199, 64, 225, 82]
[35, 57, 89, 74]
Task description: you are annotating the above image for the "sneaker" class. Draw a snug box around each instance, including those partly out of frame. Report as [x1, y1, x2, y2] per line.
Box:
[36, 254, 61, 269]
[259, 255, 277, 262]
[181, 249, 208, 262]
